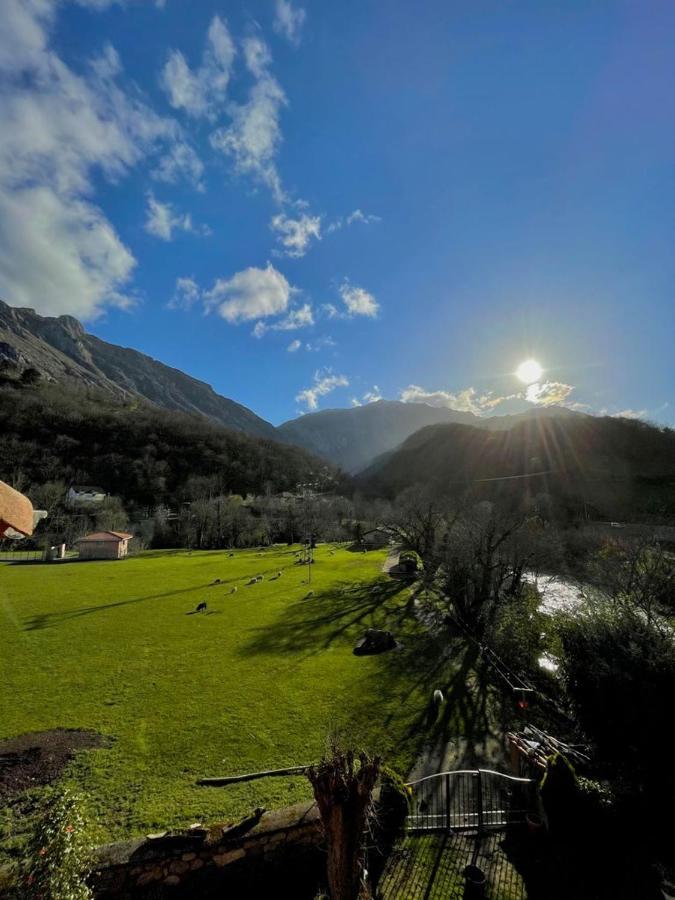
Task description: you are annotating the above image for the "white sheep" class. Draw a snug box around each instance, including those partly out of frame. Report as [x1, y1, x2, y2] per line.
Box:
[231, 586, 238, 594]
[305, 590, 314, 599]
[433, 689, 444, 706]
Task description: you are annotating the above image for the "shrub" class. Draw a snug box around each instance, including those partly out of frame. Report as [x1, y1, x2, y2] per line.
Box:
[20, 787, 92, 900]
[539, 753, 580, 839]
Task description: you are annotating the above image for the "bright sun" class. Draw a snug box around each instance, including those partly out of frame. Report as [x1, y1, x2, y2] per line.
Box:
[515, 358, 543, 384]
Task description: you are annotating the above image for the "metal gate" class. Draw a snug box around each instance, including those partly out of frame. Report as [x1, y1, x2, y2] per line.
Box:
[405, 769, 536, 833]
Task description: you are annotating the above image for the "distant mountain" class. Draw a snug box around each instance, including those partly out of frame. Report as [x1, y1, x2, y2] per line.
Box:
[277, 400, 479, 472]
[277, 399, 586, 473]
[0, 299, 276, 440]
[359, 414, 675, 519]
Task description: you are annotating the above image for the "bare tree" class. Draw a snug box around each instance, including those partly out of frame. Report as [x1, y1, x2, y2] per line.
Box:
[435, 504, 532, 637]
[590, 536, 675, 623]
[378, 486, 450, 564]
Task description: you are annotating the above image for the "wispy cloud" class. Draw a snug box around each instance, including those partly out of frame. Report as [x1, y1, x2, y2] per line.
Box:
[305, 335, 336, 352]
[273, 0, 306, 46]
[270, 212, 321, 257]
[152, 141, 204, 189]
[210, 34, 286, 201]
[351, 386, 383, 407]
[253, 301, 314, 337]
[326, 209, 382, 233]
[610, 408, 647, 420]
[160, 16, 235, 120]
[296, 369, 349, 411]
[525, 381, 574, 406]
[287, 338, 301, 352]
[170, 276, 200, 309]
[144, 193, 209, 241]
[400, 379, 577, 415]
[400, 385, 506, 414]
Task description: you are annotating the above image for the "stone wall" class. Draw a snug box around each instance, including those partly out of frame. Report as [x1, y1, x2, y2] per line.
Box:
[91, 801, 323, 898]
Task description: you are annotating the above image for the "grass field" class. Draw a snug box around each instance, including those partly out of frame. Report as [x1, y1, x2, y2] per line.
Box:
[0, 545, 433, 844]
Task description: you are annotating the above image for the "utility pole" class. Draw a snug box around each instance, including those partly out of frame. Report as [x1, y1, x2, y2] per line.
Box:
[306, 533, 314, 585]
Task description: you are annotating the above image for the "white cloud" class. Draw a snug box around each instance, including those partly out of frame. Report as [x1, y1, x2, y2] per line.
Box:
[352, 386, 383, 406]
[347, 209, 381, 226]
[170, 275, 200, 309]
[400, 385, 511, 415]
[305, 335, 336, 352]
[0, 185, 135, 318]
[611, 408, 647, 420]
[0, 4, 192, 319]
[326, 209, 381, 234]
[339, 281, 380, 318]
[204, 263, 292, 323]
[296, 369, 349, 411]
[160, 16, 235, 119]
[287, 339, 301, 352]
[144, 193, 208, 240]
[278, 302, 314, 329]
[273, 0, 306, 45]
[252, 302, 314, 336]
[210, 35, 286, 201]
[270, 212, 321, 257]
[321, 303, 339, 319]
[152, 140, 204, 188]
[525, 381, 574, 406]
[400, 380, 578, 415]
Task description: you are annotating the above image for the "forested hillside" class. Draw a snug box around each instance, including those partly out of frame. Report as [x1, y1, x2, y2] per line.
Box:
[0, 380, 335, 512]
[360, 414, 675, 520]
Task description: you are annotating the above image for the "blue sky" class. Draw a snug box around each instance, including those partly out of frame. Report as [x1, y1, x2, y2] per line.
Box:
[1, 0, 673, 426]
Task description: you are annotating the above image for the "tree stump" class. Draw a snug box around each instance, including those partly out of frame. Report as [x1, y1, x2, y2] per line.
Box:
[307, 747, 381, 900]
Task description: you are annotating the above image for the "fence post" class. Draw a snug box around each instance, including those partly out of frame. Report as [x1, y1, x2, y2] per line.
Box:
[445, 773, 451, 832]
[475, 771, 484, 831]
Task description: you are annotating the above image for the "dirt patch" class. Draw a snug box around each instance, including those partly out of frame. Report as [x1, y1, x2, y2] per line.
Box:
[0, 729, 110, 800]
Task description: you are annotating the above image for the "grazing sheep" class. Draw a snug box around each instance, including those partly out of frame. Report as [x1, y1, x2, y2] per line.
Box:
[212, 578, 221, 585]
[277, 571, 282, 578]
[231, 586, 238, 594]
[433, 689, 444, 706]
[305, 591, 314, 599]
[247, 578, 257, 586]
[196, 601, 207, 613]
[256, 575, 264, 582]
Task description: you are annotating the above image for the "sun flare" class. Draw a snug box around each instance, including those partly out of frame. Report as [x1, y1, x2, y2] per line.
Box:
[515, 358, 543, 384]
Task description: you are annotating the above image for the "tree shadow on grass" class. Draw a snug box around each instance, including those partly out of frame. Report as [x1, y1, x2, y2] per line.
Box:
[240, 578, 503, 776]
[238, 578, 411, 660]
[376, 616, 504, 773]
[22, 581, 230, 631]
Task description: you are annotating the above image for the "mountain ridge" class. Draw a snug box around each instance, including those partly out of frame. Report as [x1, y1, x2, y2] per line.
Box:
[0, 299, 277, 440]
[278, 398, 586, 473]
[358, 415, 675, 518]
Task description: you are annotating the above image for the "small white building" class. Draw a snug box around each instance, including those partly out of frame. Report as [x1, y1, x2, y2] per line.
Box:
[76, 531, 133, 560]
[67, 485, 107, 507]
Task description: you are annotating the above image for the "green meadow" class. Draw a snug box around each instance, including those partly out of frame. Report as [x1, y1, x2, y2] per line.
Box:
[0, 546, 431, 842]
